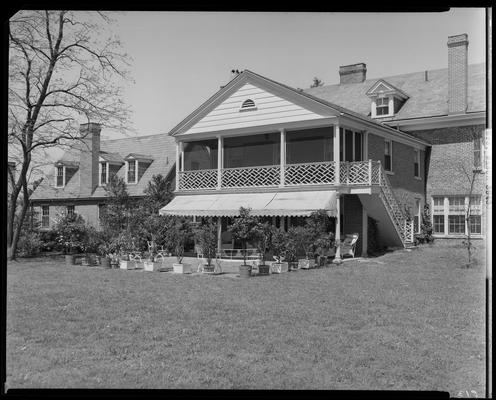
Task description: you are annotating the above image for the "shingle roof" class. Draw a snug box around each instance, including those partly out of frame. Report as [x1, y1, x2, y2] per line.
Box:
[305, 63, 486, 120]
[99, 152, 124, 163]
[31, 133, 176, 201]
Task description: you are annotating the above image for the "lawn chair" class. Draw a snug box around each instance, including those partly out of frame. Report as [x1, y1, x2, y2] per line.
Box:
[339, 233, 359, 259]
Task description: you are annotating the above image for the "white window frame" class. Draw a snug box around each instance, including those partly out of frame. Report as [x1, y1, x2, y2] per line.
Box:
[99, 162, 110, 186]
[431, 195, 483, 237]
[384, 139, 393, 173]
[126, 159, 138, 184]
[55, 165, 66, 188]
[371, 95, 394, 118]
[414, 149, 421, 179]
[67, 205, 75, 218]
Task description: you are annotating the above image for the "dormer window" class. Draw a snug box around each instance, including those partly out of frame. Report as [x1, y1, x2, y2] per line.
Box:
[240, 99, 257, 112]
[127, 160, 137, 184]
[56, 165, 65, 187]
[376, 97, 390, 116]
[366, 79, 409, 118]
[124, 154, 153, 184]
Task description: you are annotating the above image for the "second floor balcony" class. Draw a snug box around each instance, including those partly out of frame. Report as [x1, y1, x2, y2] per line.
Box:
[175, 126, 385, 192]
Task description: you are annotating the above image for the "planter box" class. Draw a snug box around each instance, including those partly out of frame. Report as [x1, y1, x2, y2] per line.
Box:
[298, 259, 316, 269]
[239, 264, 252, 278]
[134, 261, 144, 270]
[173, 263, 191, 274]
[258, 264, 271, 275]
[144, 261, 161, 272]
[119, 260, 136, 270]
[201, 264, 216, 274]
[271, 262, 289, 274]
[101, 257, 111, 269]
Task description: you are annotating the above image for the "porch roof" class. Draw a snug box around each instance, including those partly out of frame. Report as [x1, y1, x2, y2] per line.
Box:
[159, 191, 337, 217]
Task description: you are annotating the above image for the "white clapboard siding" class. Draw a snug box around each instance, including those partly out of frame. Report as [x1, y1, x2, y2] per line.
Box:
[184, 83, 325, 134]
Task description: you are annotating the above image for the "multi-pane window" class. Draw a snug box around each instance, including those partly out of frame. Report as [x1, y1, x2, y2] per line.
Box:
[376, 97, 389, 116]
[338, 128, 363, 162]
[469, 196, 482, 234]
[448, 196, 467, 235]
[384, 140, 392, 171]
[127, 160, 136, 183]
[414, 149, 420, 178]
[56, 166, 64, 187]
[432, 197, 445, 234]
[41, 205, 49, 228]
[67, 205, 75, 218]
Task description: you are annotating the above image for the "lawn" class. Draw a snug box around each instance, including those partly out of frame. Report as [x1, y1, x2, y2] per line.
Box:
[6, 245, 487, 394]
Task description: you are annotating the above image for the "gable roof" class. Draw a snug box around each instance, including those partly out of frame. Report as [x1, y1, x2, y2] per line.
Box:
[305, 63, 485, 121]
[366, 79, 410, 100]
[31, 133, 176, 201]
[169, 69, 429, 145]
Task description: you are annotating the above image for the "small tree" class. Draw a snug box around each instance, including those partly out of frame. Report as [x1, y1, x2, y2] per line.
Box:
[194, 218, 218, 266]
[293, 225, 314, 259]
[229, 207, 260, 266]
[167, 217, 192, 264]
[252, 221, 272, 265]
[141, 174, 173, 214]
[285, 227, 299, 264]
[310, 77, 324, 88]
[271, 227, 287, 263]
[415, 204, 434, 245]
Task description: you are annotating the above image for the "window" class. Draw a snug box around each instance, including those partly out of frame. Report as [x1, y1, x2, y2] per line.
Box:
[433, 215, 445, 234]
[469, 215, 481, 234]
[384, 140, 392, 172]
[41, 205, 49, 228]
[414, 149, 420, 178]
[100, 162, 108, 185]
[474, 136, 482, 169]
[56, 166, 64, 187]
[67, 205, 75, 218]
[127, 160, 137, 183]
[240, 99, 257, 111]
[448, 196, 465, 235]
[354, 132, 363, 161]
[376, 97, 389, 116]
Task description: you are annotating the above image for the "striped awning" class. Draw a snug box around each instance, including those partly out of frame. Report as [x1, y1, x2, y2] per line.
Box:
[159, 190, 337, 217]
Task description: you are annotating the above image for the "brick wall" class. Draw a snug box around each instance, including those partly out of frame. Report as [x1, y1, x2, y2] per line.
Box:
[368, 133, 425, 195]
[408, 125, 485, 145]
[343, 194, 363, 256]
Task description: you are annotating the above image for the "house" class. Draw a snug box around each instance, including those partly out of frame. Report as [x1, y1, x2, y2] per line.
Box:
[160, 33, 486, 256]
[304, 33, 487, 242]
[30, 123, 177, 230]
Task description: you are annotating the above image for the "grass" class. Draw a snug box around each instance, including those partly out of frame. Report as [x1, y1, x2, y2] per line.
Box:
[6, 245, 487, 393]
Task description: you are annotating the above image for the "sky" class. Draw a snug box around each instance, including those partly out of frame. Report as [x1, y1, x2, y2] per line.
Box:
[103, 8, 487, 141]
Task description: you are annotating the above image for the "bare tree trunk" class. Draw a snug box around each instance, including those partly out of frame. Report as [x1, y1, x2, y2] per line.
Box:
[8, 175, 30, 261]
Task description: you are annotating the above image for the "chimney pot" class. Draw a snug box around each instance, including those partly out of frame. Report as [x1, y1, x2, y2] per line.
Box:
[339, 63, 367, 84]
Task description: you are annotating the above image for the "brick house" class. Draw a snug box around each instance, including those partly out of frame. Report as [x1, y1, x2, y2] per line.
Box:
[30, 123, 176, 230]
[305, 33, 487, 242]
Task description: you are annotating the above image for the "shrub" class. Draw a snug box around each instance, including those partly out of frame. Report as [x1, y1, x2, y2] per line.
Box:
[16, 229, 43, 257]
[415, 204, 434, 245]
[252, 221, 272, 264]
[54, 214, 90, 254]
[271, 227, 287, 263]
[229, 207, 261, 266]
[166, 217, 192, 264]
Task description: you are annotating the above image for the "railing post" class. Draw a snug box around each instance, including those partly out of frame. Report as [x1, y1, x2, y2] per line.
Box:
[334, 124, 340, 185]
[280, 129, 286, 188]
[368, 159, 372, 185]
[175, 141, 180, 191]
[217, 136, 223, 189]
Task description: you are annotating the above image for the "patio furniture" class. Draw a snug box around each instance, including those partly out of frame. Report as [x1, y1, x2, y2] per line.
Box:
[339, 233, 359, 258]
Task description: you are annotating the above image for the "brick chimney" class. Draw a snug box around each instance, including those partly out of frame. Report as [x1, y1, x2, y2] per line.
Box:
[339, 63, 367, 84]
[447, 33, 469, 114]
[79, 122, 101, 196]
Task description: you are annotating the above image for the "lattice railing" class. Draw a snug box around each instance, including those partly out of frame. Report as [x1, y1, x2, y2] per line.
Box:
[339, 161, 382, 185]
[285, 161, 335, 185]
[222, 165, 280, 188]
[179, 169, 217, 190]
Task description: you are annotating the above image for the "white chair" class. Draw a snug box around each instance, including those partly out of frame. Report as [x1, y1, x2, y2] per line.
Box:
[339, 233, 359, 258]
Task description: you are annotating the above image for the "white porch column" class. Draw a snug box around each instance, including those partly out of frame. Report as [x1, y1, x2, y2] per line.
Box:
[363, 131, 369, 160]
[217, 136, 223, 189]
[180, 142, 184, 172]
[217, 217, 222, 253]
[279, 128, 286, 188]
[335, 193, 341, 259]
[334, 124, 340, 185]
[175, 141, 180, 191]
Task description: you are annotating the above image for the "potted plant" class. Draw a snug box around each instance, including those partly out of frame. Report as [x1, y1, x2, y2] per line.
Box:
[168, 217, 192, 274]
[293, 225, 315, 269]
[143, 247, 160, 272]
[229, 207, 261, 278]
[314, 232, 335, 267]
[253, 221, 272, 275]
[194, 218, 218, 273]
[117, 232, 135, 270]
[271, 227, 289, 273]
[55, 214, 87, 266]
[98, 240, 114, 269]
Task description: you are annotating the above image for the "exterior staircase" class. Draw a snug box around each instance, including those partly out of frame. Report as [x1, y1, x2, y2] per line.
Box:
[359, 163, 415, 249]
